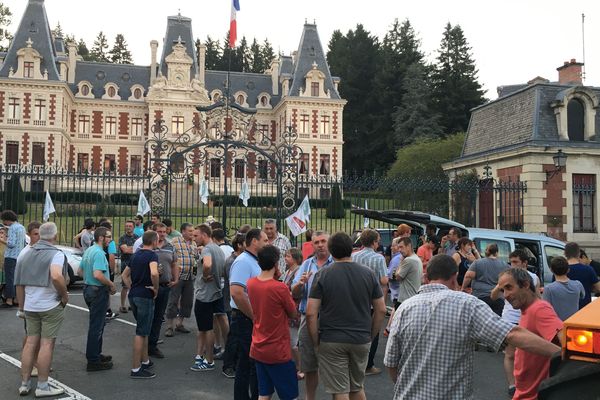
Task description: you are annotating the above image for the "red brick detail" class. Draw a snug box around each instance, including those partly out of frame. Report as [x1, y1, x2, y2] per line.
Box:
[496, 166, 523, 181]
[311, 110, 318, 137]
[224, 151, 233, 178]
[118, 112, 129, 137]
[193, 112, 200, 128]
[0, 132, 4, 161]
[270, 121, 276, 142]
[91, 146, 102, 173]
[247, 152, 256, 179]
[332, 147, 338, 175]
[542, 163, 567, 240]
[49, 94, 57, 121]
[192, 148, 201, 175]
[118, 147, 128, 174]
[70, 110, 76, 133]
[145, 114, 150, 137]
[311, 146, 318, 176]
[144, 148, 149, 171]
[0, 91, 5, 118]
[21, 132, 30, 164]
[292, 109, 298, 131]
[23, 93, 31, 122]
[92, 111, 103, 134]
[47, 134, 55, 165]
[154, 110, 163, 125]
[332, 111, 338, 136]
[69, 145, 75, 171]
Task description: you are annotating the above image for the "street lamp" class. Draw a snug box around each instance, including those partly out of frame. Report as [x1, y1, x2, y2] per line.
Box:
[545, 149, 567, 183]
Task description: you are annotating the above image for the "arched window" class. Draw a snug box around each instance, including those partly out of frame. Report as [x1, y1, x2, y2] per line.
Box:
[213, 93, 220, 102]
[567, 98, 585, 141]
[133, 88, 142, 99]
[107, 86, 116, 98]
[81, 84, 90, 96]
[237, 94, 245, 105]
[260, 96, 268, 106]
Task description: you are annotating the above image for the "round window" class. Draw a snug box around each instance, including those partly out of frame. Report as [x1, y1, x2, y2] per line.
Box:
[81, 85, 89, 96]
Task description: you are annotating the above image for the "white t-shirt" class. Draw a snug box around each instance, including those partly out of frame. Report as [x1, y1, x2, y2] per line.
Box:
[24, 252, 65, 312]
[501, 270, 539, 324]
[219, 243, 234, 259]
[133, 237, 143, 253]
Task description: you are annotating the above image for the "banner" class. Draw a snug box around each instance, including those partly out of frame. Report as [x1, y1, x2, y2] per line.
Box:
[285, 209, 308, 237]
[199, 179, 209, 205]
[239, 179, 250, 207]
[43, 191, 56, 222]
[137, 190, 151, 216]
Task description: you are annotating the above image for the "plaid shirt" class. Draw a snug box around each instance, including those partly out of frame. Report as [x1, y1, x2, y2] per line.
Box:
[171, 236, 197, 281]
[351, 247, 387, 281]
[384, 283, 513, 400]
[270, 233, 291, 273]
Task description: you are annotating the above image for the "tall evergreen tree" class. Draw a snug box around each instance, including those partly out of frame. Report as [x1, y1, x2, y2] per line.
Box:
[52, 22, 63, 38]
[432, 23, 485, 135]
[260, 39, 275, 71]
[77, 38, 91, 60]
[249, 38, 262, 73]
[220, 32, 243, 72]
[109, 33, 133, 64]
[204, 36, 222, 70]
[89, 31, 109, 62]
[237, 36, 251, 72]
[0, 3, 12, 52]
[392, 63, 443, 146]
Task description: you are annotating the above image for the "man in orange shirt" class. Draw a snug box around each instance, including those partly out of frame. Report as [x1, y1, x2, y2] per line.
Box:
[497, 268, 563, 400]
[416, 236, 437, 283]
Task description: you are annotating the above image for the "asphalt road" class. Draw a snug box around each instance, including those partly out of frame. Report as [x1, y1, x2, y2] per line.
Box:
[0, 283, 511, 399]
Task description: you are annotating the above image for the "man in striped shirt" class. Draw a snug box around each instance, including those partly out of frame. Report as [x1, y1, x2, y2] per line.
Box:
[1, 210, 26, 308]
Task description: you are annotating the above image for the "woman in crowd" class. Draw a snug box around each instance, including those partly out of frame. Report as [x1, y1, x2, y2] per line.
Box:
[282, 247, 304, 380]
[452, 237, 480, 287]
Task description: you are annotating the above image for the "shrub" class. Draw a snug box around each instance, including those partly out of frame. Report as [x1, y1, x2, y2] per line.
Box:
[1, 174, 27, 214]
[326, 183, 345, 219]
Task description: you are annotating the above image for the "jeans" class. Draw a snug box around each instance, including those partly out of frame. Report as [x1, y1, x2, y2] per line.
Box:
[149, 286, 170, 348]
[367, 307, 379, 369]
[3, 257, 16, 299]
[223, 311, 239, 371]
[232, 310, 258, 400]
[83, 285, 109, 363]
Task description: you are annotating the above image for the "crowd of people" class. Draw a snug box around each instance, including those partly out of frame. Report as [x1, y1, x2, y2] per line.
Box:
[1, 209, 600, 399]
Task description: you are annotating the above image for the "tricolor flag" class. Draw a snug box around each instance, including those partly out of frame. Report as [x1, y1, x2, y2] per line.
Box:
[229, 0, 240, 48]
[43, 191, 56, 222]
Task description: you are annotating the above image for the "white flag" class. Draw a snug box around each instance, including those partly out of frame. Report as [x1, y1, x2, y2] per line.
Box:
[363, 199, 370, 228]
[239, 179, 250, 207]
[137, 190, 151, 216]
[199, 179, 209, 205]
[285, 209, 308, 237]
[299, 195, 311, 223]
[43, 191, 56, 222]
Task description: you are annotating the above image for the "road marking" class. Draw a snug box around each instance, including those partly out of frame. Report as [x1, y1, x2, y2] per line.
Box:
[66, 304, 137, 327]
[0, 352, 92, 400]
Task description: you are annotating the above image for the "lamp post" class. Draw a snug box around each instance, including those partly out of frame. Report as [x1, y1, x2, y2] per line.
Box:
[545, 149, 567, 183]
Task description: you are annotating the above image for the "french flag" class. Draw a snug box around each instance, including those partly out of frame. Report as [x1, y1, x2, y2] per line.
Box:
[229, 0, 240, 48]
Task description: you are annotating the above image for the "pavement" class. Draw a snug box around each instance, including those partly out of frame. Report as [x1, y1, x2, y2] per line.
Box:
[0, 283, 511, 399]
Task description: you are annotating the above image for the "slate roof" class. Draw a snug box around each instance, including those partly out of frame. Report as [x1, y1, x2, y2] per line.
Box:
[71, 61, 151, 100]
[159, 15, 198, 79]
[205, 70, 281, 108]
[288, 23, 340, 99]
[0, 0, 60, 80]
[461, 83, 600, 158]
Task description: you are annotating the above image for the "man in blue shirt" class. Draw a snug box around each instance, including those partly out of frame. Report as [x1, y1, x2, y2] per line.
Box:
[1, 210, 26, 308]
[80, 227, 116, 371]
[229, 228, 268, 400]
[564, 242, 600, 308]
[133, 215, 145, 238]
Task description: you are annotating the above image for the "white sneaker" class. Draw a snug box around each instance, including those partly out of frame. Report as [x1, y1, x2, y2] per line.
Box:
[18, 383, 31, 396]
[35, 386, 64, 398]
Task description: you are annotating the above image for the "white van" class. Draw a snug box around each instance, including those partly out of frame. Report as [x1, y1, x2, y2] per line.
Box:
[352, 209, 566, 286]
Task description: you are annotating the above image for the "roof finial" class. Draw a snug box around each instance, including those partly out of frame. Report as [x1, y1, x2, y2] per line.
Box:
[305, 18, 307, 24]
[177, 9, 182, 22]
[26, 37, 33, 48]
[177, 35, 182, 44]
[313, 19, 316, 25]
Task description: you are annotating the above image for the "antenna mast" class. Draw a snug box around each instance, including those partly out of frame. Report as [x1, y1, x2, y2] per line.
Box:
[582, 13, 586, 81]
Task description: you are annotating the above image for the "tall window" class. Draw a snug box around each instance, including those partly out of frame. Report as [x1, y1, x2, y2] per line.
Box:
[300, 114, 309, 134]
[81, 84, 90, 96]
[573, 174, 596, 232]
[319, 154, 330, 175]
[130, 155, 142, 175]
[107, 86, 116, 98]
[567, 98, 585, 141]
[34, 99, 46, 120]
[78, 115, 91, 133]
[131, 118, 143, 136]
[299, 154, 309, 175]
[236, 94, 245, 105]
[8, 97, 20, 119]
[234, 159, 245, 179]
[77, 153, 89, 171]
[6, 141, 18, 164]
[321, 114, 330, 135]
[24, 62, 34, 78]
[210, 158, 221, 178]
[104, 154, 116, 172]
[172, 116, 184, 134]
[311, 82, 319, 97]
[105, 116, 117, 135]
[258, 159, 268, 180]
[133, 88, 143, 100]
[32, 142, 45, 166]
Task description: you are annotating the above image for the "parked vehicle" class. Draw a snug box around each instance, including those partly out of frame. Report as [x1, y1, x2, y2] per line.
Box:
[352, 209, 566, 285]
[55, 245, 83, 287]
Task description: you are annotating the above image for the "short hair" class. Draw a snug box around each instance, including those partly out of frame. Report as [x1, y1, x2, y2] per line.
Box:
[509, 249, 528, 262]
[210, 221, 223, 231]
[449, 227, 462, 238]
[457, 237, 472, 249]
[135, 215, 143, 222]
[27, 221, 41, 234]
[485, 243, 499, 257]
[162, 218, 173, 228]
[0, 210, 18, 222]
[392, 237, 402, 246]
[125, 220, 135, 226]
[426, 235, 440, 246]
[196, 224, 212, 237]
[580, 249, 589, 259]
[245, 228, 263, 247]
[180, 222, 193, 232]
[238, 224, 252, 234]
[83, 218, 95, 230]
[328, 232, 353, 259]
[398, 237, 412, 247]
[499, 268, 535, 293]
[94, 227, 109, 242]
[212, 228, 225, 241]
[287, 247, 303, 265]
[258, 245, 280, 271]
[305, 229, 314, 242]
[152, 214, 161, 220]
[564, 242, 580, 259]
[142, 231, 158, 246]
[397, 224, 412, 236]
[142, 220, 153, 231]
[312, 230, 328, 240]
[427, 255, 458, 281]
[359, 229, 379, 247]
[232, 232, 245, 251]
[264, 218, 276, 226]
[153, 222, 166, 230]
[550, 256, 569, 276]
[426, 223, 437, 232]
[39, 222, 58, 240]
[98, 221, 112, 230]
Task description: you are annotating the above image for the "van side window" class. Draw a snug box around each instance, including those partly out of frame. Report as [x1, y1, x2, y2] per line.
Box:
[544, 246, 565, 284]
[473, 238, 511, 264]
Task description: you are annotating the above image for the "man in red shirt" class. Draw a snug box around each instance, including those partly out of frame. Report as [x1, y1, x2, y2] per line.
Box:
[497, 268, 563, 400]
[247, 245, 298, 400]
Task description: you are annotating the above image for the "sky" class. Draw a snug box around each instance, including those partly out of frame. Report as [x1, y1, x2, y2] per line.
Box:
[2, 0, 599, 99]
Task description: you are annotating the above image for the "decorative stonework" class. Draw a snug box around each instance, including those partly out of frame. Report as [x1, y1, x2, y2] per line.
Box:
[551, 86, 599, 141]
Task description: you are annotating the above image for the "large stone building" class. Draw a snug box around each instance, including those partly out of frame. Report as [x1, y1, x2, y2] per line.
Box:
[444, 59, 600, 247]
[0, 0, 346, 180]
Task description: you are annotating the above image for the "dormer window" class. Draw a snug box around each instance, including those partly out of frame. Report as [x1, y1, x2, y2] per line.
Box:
[102, 83, 121, 100]
[77, 81, 94, 99]
[81, 85, 90, 96]
[257, 93, 272, 109]
[567, 99, 584, 141]
[24, 62, 34, 78]
[128, 85, 145, 101]
[551, 87, 598, 142]
[134, 88, 142, 100]
[311, 82, 319, 97]
[234, 91, 248, 107]
[211, 90, 222, 103]
[300, 64, 329, 98]
[108, 86, 116, 98]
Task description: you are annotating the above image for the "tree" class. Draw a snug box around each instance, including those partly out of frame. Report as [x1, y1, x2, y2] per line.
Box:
[1, 174, 27, 214]
[432, 23, 486, 135]
[52, 22, 63, 38]
[77, 38, 91, 60]
[109, 33, 133, 64]
[89, 31, 109, 62]
[0, 3, 12, 52]
[249, 38, 262, 73]
[204, 36, 222, 70]
[392, 63, 443, 146]
[236, 36, 251, 72]
[326, 183, 345, 219]
[260, 39, 275, 71]
[220, 31, 243, 72]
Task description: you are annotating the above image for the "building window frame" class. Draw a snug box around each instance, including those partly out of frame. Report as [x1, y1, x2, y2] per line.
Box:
[31, 142, 45, 166]
[572, 174, 596, 233]
[171, 115, 184, 135]
[34, 98, 46, 121]
[8, 97, 20, 119]
[6, 141, 19, 165]
[24, 61, 34, 78]
[105, 116, 117, 136]
[319, 154, 330, 176]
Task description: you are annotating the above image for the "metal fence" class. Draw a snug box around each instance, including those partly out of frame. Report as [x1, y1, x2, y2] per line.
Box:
[0, 165, 527, 246]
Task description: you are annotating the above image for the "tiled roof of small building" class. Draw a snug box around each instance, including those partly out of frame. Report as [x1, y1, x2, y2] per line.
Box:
[72, 61, 151, 99]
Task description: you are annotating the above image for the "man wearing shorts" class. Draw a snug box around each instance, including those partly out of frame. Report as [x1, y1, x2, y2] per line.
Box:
[190, 224, 226, 371]
[247, 245, 298, 400]
[307, 232, 386, 399]
[118, 220, 138, 313]
[122, 231, 159, 379]
[15, 222, 68, 397]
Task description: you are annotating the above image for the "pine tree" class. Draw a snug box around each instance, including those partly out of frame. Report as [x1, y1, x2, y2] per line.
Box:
[237, 36, 251, 72]
[204, 36, 222, 70]
[109, 33, 133, 64]
[432, 23, 485, 135]
[220, 32, 243, 72]
[2, 174, 27, 214]
[326, 183, 345, 219]
[89, 31, 109, 62]
[260, 39, 275, 71]
[77, 38, 91, 60]
[52, 22, 63, 38]
[249, 38, 262, 73]
[0, 3, 12, 52]
[392, 63, 443, 146]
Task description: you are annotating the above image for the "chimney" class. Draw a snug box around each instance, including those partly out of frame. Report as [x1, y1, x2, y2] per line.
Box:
[197, 41, 206, 86]
[150, 40, 159, 83]
[557, 58, 583, 85]
[270, 58, 280, 96]
[67, 41, 77, 84]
